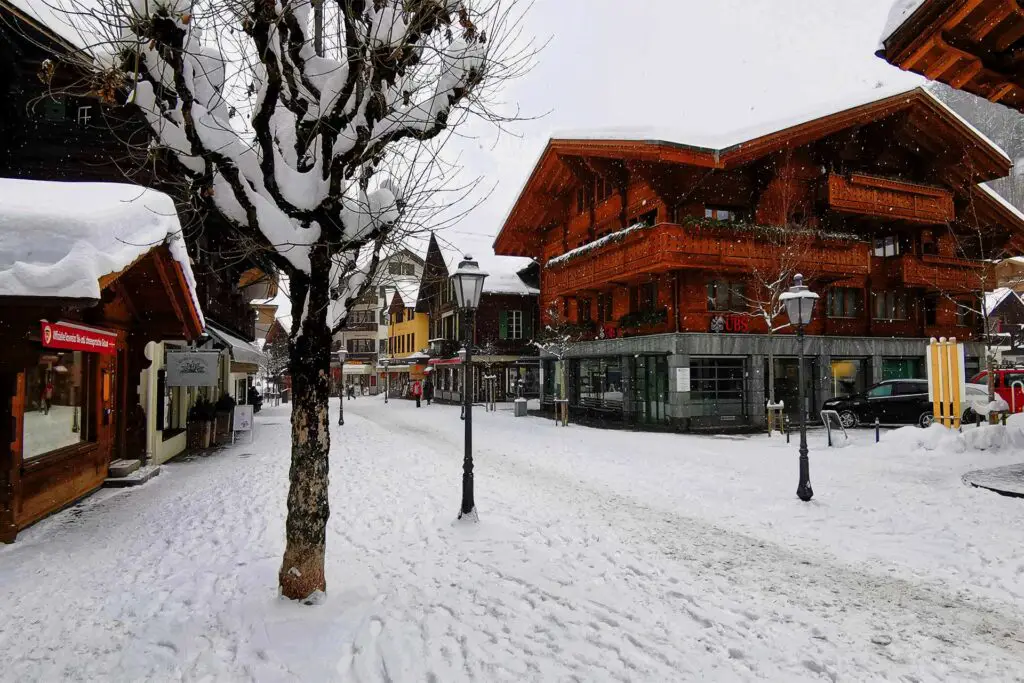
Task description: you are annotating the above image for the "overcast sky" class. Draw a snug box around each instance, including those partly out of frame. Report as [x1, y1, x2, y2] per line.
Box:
[270, 0, 921, 324]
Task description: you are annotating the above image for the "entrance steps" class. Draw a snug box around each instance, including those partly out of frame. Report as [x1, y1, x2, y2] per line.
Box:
[104, 460, 160, 488]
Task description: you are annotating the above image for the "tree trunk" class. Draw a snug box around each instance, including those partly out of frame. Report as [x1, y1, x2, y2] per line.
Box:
[279, 247, 333, 602]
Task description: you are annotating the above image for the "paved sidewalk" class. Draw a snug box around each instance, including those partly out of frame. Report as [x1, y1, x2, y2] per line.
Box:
[963, 463, 1024, 498]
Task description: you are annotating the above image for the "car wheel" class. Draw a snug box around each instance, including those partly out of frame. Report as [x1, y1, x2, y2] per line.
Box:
[838, 410, 858, 428]
[918, 411, 934, 428]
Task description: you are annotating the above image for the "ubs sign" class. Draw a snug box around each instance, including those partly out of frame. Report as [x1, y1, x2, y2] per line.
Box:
[709, 315, 750, 333]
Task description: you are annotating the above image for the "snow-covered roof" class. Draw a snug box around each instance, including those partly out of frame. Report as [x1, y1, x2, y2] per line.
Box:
[879, 0, 928, 49]
[428, 231, 537, 296]
[978, 183, 1024, 224]
[5, 0, 105, 53]
[985, 288, 1023, 316]
[0, 178, 201, 324]
[392, 280, 420, 308]
[551, 85, 1011, 164]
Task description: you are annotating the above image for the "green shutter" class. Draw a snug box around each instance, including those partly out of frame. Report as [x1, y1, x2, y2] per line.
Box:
[523, 311, 533, 340]
[499, 310, 508, 339]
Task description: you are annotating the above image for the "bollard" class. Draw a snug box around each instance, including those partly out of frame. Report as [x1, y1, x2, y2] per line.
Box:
[785, 416, 791, 444]
[875, 417, 880, 443]
[1002, 413, 1008, 426]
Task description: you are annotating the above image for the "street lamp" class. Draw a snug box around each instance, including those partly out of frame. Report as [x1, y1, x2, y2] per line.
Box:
[780, 273, 819, 502]
[458, 345, 467, 421]
[337, 348, 347, 426]
[451, 254, 488, 522]
[382, 356, 390, 403]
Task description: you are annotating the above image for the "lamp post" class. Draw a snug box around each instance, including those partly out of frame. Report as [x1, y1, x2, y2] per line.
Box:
[458, 345, 467, 421]
[337, 348, 347, 426]
[382, 356, 390, 403]
[451, 254, 488, 521]
[780, 273, 819, 502]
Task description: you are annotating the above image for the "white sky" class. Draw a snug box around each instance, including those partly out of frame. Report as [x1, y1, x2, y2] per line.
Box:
[267, 0, 921, 325]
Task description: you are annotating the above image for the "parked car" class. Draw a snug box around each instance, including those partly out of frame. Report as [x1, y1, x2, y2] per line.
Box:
[969, 368, 1024, 413]
[822, 379, 987, 429]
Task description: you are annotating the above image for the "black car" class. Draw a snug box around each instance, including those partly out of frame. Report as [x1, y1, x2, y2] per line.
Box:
[822, 379, 935, 428]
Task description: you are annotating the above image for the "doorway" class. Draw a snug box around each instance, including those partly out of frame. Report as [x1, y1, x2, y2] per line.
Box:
[630, 356, 669, 424]
[768, 357, 817, 419]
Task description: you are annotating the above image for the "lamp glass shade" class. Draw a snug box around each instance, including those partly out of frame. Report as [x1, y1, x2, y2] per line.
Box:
[451, 254, 488, 310]
[458, 346, 467, 363]
[780, 274, 818, 327]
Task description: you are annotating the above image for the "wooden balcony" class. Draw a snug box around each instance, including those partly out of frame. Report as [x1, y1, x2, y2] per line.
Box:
[882, 253, 991, 292]
[827, 173, 954, 224]
[543, 222, 871, 297]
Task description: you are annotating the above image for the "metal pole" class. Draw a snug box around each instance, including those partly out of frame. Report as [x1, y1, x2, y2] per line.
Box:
[384, 366, 389, 403]
[460, 308, 476, 520]
[338, 378, 344, 426]
[796, 325, 813, 502]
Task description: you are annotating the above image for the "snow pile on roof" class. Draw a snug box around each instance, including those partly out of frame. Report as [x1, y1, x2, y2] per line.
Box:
[426, 231, 537, 296]
[6, 0, 109, 54]
[0, 178, 201, 321]
[985, 287, 1022, 315]
[879, 0, 928, 48]
[979, 183, 1024, 223]
[547, 222, 650, 268]
[392, 280, 420, 308]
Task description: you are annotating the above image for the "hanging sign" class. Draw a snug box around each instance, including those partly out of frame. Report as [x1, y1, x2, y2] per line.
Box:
[166, 351, 220, 387]
[709, 315, 750, 333]
[40, 320, 117, 355]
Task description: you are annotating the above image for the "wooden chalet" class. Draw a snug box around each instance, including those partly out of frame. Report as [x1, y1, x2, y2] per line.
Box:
[878, 0, 1024, 113]
[494, 86, 1024, 430]
[417, 233, 541, 403]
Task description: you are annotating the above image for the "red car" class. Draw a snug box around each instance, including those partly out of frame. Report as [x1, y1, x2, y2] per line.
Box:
[969, 369, 1024, 413]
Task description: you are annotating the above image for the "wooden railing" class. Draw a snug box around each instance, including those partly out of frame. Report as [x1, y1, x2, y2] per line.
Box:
[543, 223, 871, 297]
[827, 173, 954, 224]
[197, 271, 257, 341]
[887, 253, 992, 291]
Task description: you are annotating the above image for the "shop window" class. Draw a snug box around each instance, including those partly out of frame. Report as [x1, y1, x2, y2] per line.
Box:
[826, 288, 861, 319]
[23, 349, 91, 460]
[830, 358, 868, 398]
[690, 358, 746, 417]
[872, 291, 908, 320]
[881, 358, 925, 380]
[706, 280, 746, 311]
[578, 357, 624, 407]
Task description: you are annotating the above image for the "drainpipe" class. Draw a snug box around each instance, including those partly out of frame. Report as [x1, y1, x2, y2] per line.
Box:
[673, 271, 681, 333]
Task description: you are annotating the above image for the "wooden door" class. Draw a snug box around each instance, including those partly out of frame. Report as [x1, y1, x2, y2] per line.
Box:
[1, 372, 24, 542]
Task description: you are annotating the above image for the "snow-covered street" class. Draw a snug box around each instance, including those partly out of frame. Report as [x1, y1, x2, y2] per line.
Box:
[3, 399, 1024, 682]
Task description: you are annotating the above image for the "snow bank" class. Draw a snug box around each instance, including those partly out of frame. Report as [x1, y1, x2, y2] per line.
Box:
[883, 413, 1024, 454]
[0, 179, 201, 323]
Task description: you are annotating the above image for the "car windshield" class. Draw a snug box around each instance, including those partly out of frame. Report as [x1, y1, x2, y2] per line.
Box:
[867, 384, 893, 398]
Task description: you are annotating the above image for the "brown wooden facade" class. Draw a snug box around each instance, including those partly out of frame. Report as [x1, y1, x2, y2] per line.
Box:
[878, 0, 1024, 113]
[1, 246, 203, 542]
[495, 87, 1024, 345]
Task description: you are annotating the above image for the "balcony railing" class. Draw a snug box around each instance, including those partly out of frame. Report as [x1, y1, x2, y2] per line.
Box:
[882, 253, 992, 292]
[543, 222, 871, 297]
[827, 173, 954, 224]
[196, 271, 257, 341]
[341, 321, 378, 332]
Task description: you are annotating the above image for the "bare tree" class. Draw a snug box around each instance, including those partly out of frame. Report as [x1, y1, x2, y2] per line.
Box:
[35, 0, 534, 601]
[531, 302, 586, 425]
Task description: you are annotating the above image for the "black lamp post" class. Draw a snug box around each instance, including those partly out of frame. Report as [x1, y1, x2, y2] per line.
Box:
[382, 356, 390, 403]
[337, 348, 347, 426]
[781, 273, 819, 502]
[451, 254, 488, 522]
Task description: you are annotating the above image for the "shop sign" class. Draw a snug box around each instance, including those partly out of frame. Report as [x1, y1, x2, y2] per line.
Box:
[675, 367, 691, 392]
[40, 320, 117, 355]
[166, 351, 220, 386]
[709, 315, 750, 334]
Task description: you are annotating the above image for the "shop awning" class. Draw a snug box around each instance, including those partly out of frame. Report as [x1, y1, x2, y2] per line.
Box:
[207, 322, 265, 366]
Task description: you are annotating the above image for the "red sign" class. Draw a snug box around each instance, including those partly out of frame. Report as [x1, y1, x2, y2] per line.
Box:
[40, 320, 117, 355]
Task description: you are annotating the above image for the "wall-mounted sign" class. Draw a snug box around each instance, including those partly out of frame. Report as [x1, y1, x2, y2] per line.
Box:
[166, 351, 220, 387]
[40, 320, 117, 355]
[709, 315, 750, 334]
[675, 367, 691, 392]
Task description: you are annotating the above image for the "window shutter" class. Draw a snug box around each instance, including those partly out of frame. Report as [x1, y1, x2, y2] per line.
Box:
[499, 310, 508, 339]
[523, 311, 534, 340]
[156, 369, 166, 431]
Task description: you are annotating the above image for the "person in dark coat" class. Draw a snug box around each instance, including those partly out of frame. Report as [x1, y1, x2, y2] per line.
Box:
[424, 376, 434, 405]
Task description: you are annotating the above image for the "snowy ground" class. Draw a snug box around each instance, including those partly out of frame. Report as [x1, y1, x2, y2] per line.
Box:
[2, 399, 1024, 681]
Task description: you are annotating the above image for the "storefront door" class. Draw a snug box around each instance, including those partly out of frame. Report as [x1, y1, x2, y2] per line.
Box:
[769, 357, 817, 419]
[631, 356, 669, 424]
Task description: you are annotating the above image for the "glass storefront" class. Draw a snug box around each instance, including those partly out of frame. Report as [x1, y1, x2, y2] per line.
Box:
[23, 348, 90, 460]
[830, 358, 870, 398]
[630, 355, 669, 424]
[577, 357, 623, 407]
[690, 357, 747, 419]
[882, 357, 925, 380]
[768, 357, 817, 418]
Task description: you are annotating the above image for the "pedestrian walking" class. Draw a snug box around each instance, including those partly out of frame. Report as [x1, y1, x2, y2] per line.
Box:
[412, 379, 422, 408]
[42, 380, 53, 415]
[424, 376, 434, 405]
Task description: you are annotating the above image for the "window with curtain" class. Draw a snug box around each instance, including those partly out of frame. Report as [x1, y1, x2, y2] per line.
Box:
[826, 288, 860, 319]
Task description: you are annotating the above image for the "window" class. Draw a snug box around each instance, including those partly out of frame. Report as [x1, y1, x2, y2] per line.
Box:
[873, 235, 902, 258]
[40, 96, 66, 121]
[379, 339, 387, 354]
[578, 297, 592, 322]
[577, 357, 623, 406]
[347, 339, 375, 353]
[872, 291, 908, 320]
[924, 295, 938, 326]
[76, 105, 93, 127]
[867, 383, 893, 398]
[826, 288, 860, 319]
[235, 377, 248, 404]
[348, 310, 375, 324]
[895, 381, 926, 396]
[576, 184, 593, 214]
[388, 262, 415, 276]
[597, 293, 613, 323]
[707, 280, 746, 311]
[957, 300, 979, 328]
[598, 177, 614, 202]
[500, 310, 523, 340]
[636, 209, 657, 227]
[689, 358, 746, 416]
[23, 349, 91, 460]
[704, 207, 736, 222]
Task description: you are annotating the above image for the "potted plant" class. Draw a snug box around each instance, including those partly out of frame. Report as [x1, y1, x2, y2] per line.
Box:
[187, 397, 216, 449]
[214, 393, 236, 444]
